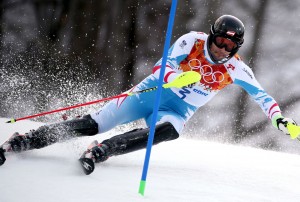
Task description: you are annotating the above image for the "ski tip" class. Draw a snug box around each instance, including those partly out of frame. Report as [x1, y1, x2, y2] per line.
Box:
[79, 158, 95, 175]
[0, 148, 6, 166]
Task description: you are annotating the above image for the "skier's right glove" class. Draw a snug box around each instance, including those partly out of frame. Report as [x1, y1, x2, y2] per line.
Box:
[272, 115, 297, 135]
[186, 81, 200, 88]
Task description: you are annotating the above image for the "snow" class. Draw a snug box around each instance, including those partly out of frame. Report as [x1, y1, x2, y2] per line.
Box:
[1, 118, 300, 202]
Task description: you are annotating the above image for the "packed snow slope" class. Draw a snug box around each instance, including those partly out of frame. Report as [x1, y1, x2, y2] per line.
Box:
[0, 118, 300, 202]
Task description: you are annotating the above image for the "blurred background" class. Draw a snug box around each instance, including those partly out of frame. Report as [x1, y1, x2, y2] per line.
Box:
[1, 0, 300, 154]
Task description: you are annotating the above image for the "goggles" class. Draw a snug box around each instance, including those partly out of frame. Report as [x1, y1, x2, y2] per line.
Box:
[213, 36, 238, 52]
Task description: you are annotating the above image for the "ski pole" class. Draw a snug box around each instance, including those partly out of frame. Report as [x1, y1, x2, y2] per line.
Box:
[6, 71, 200, 123]
[6, 89, 150, 123]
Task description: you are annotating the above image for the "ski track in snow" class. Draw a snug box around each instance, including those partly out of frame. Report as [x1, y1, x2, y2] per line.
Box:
[0, 118, 300, 202]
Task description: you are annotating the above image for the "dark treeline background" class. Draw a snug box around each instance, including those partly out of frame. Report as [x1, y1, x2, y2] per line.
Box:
[1, 0, 300, 153]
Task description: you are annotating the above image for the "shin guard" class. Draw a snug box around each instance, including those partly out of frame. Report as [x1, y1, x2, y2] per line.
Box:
[102, 122, 179, 156]
[24, 115, 98, 149]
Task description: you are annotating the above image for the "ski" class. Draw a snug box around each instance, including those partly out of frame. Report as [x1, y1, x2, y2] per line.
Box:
[79, 157, 95, 175]
[79, 140, 98, 175]
[0, 132, 26, 166]
[0, 136, 12, 166]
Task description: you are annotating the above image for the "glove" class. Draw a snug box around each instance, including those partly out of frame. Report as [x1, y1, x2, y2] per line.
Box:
[272, 115, 297, 135]
[186, 81, 199, 88]
[186, 82, 196, 88]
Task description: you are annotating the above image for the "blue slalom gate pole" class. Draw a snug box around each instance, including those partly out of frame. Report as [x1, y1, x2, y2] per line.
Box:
[139, 0, 178, 196]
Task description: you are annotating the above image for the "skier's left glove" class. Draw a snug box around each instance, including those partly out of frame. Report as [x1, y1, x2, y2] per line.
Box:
[272, 114, 297, 135]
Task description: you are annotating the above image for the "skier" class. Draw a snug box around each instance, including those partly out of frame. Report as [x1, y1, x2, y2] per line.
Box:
[0, 15, 297, 173]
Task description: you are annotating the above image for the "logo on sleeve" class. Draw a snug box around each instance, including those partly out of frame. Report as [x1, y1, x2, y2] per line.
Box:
[227, 64, 235, 71]
[179, 40, 187, 48]
[242, 68, 253, 79]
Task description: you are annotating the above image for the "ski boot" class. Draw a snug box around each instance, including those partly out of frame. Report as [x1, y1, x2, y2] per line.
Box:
[79, 140, 110, 175]
[0, 132, 32, 166]
[0, 148, 6, 166]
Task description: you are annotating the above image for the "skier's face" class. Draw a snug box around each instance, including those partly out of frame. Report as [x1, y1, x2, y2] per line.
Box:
[210, 36, 237, 61]
[210, 43, 230, 61]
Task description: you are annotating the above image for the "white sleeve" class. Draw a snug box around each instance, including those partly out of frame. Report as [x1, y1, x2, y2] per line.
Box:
[152, 32, 204, 83]
[232, 61, 282, 120]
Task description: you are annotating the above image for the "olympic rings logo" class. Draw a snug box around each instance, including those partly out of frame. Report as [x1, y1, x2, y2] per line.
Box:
[188, 59, 225, 83]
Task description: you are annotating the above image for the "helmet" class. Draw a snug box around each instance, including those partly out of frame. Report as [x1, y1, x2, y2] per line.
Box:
[207, 15, 245, 64]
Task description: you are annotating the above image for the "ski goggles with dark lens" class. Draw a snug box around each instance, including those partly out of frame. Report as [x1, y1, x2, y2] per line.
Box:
[213, 36, 238, 52]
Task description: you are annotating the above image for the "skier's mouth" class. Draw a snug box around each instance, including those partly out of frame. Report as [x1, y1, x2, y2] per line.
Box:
[210, 45, 230, 61]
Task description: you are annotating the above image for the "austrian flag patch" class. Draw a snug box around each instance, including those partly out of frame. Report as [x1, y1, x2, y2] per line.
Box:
[226, 31, 236, 36]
